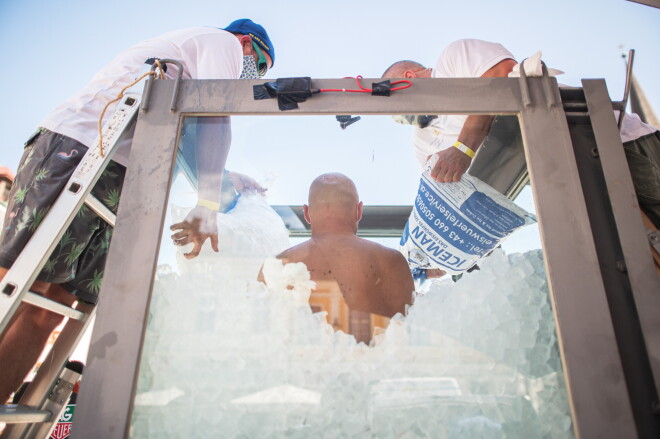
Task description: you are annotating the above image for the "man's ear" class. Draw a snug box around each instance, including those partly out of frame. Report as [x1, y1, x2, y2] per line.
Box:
[238, 35, 252, 51]
[356, 201, 363, 222]
[403, 70, 416, 79]
[303, 204, 312, 224]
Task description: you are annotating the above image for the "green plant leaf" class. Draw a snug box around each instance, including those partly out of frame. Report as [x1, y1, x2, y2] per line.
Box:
[84, 269, 104, 294]
[76, 203, 89, 218]
[13, 187, 28, 204]
[63, 242, 86, 267]
[103, 188, 121, 211]
[43, 258, 57, 275]
[28, 207, 49, 232]
[35, 168, 49, 181]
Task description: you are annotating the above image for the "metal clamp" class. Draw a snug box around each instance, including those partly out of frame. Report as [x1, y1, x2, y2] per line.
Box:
[518, 57, 532, 108]
[141, 58, 184, 113]
[518, 58, 557, 109]
[541, 62, 558, 109]
[647, 228, 660, 254]
[47, 378, 75, 405]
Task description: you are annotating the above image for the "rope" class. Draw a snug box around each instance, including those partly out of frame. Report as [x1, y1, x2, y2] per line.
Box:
[97, 59, 165, 157]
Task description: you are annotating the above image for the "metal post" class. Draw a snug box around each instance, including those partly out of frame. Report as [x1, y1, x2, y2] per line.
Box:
[518, 77, 636, 438]
[583, 79, 660, 395]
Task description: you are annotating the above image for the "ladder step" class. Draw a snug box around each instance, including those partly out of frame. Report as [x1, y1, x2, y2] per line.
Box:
[84, 194, 116, 227]
[0, 405, 51, 424]
[24, 292, 86, 321]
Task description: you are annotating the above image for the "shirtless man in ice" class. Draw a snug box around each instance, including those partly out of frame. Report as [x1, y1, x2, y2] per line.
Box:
[267, 173, 414, 319]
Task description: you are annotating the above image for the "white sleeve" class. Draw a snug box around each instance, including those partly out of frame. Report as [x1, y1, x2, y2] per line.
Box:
[179, 32, 243, 80]
[434, 39, 515, 79]
[434, 40, 471, 78]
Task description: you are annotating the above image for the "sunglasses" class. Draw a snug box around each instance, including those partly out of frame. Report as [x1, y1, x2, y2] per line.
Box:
[252, 42, 268, 77]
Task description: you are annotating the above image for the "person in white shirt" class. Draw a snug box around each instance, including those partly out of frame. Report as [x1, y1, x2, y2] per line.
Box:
[383, 39, 517, 184]
[383, 39, 660, 227]
[0, 18, 275, 403]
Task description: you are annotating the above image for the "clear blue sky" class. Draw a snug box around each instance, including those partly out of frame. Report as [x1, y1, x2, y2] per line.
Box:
[0, 0, 658, 251]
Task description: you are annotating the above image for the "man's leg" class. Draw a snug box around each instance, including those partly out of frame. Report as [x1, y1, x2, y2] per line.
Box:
[0, 130, 103, 402]
[623, 132, 660, 228]
[0, 267, 77, 403]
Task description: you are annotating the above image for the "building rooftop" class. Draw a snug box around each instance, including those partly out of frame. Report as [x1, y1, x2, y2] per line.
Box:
[0, 167, 15, 182]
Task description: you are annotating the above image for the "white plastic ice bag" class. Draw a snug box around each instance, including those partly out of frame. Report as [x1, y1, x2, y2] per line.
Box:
[400, 157, 536, 275]
[172, 194, 291, 277]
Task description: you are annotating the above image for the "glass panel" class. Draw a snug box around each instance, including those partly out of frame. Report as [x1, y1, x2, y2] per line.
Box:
[132, 114, 572, 438]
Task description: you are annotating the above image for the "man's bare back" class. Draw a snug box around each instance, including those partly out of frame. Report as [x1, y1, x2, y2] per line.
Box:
[278, 234, 413, 318]
[261, 173, 414, 320]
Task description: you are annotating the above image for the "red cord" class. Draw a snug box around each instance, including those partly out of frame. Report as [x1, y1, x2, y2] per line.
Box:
[318, 76, 412, 93]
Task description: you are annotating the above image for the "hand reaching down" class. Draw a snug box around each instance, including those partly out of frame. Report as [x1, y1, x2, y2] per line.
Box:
[429, 148, 472, 183]
[170, 205, 219, 259]
[227, 171, 267, 194]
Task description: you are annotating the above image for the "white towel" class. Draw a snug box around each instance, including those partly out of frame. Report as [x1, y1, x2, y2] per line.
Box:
[508, 51, 564, 77]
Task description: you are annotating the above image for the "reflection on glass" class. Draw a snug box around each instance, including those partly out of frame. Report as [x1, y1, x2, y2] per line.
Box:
[131, 115, 573, 438]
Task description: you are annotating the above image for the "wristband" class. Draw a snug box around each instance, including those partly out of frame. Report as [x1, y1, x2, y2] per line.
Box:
[453, 141, 475, 159]
[197, 199, 220, 211]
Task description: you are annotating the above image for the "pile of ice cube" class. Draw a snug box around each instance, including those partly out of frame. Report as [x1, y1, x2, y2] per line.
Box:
[132, 249, 573, 438]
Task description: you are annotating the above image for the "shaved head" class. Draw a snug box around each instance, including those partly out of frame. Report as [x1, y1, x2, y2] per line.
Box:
[382, 60, 425, 78]
[308, 173, 359, 213]
[306, 173, 362, 232]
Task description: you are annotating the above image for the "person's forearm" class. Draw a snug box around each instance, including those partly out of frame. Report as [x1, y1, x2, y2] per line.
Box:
[196, 116, 231, 204]
[456, 114, 495, 153]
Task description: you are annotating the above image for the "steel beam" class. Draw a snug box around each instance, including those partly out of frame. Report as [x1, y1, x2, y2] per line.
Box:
[71, 85, 181, 439]
[583, 79, 660, 397]
[518, 78, 636, 438]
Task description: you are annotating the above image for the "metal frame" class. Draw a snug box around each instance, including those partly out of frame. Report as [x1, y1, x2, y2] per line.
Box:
[71, 77, 657, 438]
[582, 81, 660, 390]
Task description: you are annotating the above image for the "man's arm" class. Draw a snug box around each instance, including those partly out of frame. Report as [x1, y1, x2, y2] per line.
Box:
[430, 114, 495, 182]
[381, 250, 415, 316]
[170, 116, 231, 259]
[430, 59, 517, 183]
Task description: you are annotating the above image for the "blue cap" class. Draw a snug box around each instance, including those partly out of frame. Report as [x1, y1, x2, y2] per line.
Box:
[224, 19, 275, 67]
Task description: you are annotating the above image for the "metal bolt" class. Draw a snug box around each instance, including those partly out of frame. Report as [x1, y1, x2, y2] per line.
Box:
[616, 260, 627, 273]
[591, 147, 600, 158]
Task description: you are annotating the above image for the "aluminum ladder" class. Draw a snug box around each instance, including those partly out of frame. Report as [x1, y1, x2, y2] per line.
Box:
[0, 94, 140, 439]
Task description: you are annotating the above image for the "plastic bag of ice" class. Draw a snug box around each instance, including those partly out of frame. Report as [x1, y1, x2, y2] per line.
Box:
[400, 155, 536, 275]
[171, 194, 290, 278]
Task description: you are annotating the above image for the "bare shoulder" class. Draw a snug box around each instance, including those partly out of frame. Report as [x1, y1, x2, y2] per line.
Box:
[276, 240, 312, 262]
[359, 238, 406, 264]
[259, 241, 311, 283]
[362, 240, 414, 313]
[382, 247, 410, 272]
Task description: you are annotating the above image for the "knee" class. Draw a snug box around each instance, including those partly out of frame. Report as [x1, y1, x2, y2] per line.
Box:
[19, 284, 75, 333]
[22, 304, 65, 333]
